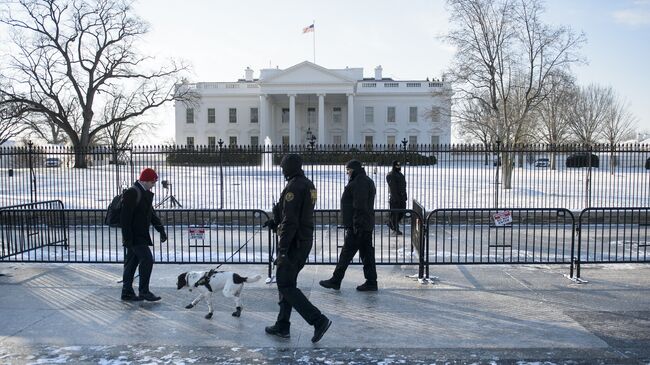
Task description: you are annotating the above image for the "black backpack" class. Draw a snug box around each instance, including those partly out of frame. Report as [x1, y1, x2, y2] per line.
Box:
[104, 187, 141, 228]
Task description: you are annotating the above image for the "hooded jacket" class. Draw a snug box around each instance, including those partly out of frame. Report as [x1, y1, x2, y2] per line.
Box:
[341, 161, 376, 232]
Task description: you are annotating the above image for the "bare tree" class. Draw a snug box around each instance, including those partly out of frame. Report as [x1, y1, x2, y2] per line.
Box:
[536, 71, 576, 169]
[0, 102, 29, 145]
[444, 0, 585, 188]
[568, 84, 613, 145]
[601, 93, 637, 172]
[95, 92, 154, 164]
[452, 98, 497, 164]
[0, 0, 194, 167]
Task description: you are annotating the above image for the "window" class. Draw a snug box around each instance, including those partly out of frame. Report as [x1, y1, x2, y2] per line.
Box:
[409, 135, 418, 150]
[333, 135, 342, 145]
[208, 108, 215, 124]
[365, 107, 374, 123]
[250, 136, 259, 146]
[250, 108, 258, 123]
[282, 108, 289, 123]
[387, 107, 396, 123]
[431, 135, 440, 145]
[186, 108, 194, 124]
[229, 136, 237, 146]
[430, 107, 441, 123]
[308, 108, 316, 125]
[208, 136, 216, 148]
[387, 135, 396, 146]
[229, 108, 237, 123]
[409, 107, 418, 123]
[364, 135, 373, 145]
[282, 135, 290, 145]
[333, 107, 342, 123]
[186, 136, 194, 148]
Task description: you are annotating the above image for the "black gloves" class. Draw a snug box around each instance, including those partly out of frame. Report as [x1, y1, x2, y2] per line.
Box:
[263, 219, 278, 232]
[159, 231, 168, 243]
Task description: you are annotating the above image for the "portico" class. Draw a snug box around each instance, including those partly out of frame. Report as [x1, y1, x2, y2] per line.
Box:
[258, 62, 356, 145]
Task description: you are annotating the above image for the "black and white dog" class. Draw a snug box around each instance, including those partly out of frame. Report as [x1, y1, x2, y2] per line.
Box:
[176, 269, 262, 319]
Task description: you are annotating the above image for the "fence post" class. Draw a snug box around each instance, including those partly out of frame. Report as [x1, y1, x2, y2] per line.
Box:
[28, 141, 36, 203]
[218, 138, 224, 210]
[586, 144, 593, 208]
[494, 140, 501, 208]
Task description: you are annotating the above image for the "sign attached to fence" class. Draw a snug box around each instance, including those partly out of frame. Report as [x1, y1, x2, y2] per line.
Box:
[188, 227, 206, 240]
[493, 211, 513, 226]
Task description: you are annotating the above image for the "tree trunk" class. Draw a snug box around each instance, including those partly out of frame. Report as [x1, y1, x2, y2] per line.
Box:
[502, 153, 513, 189]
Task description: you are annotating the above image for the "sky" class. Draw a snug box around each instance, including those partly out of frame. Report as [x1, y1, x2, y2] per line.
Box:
[4, 0, 650, 143]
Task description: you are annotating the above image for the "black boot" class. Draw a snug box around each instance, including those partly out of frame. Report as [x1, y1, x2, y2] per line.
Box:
[319, 278, 340, 290]
[311, 316, 332, 343]
[265, 324, 290, 338]
[356, 281, 378, 291]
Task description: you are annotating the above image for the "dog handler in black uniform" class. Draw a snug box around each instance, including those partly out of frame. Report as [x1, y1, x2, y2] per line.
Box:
[263, 154, 332, 343]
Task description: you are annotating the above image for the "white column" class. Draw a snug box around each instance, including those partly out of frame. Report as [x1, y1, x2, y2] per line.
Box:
[289, 94, 297, 145]
[347, 93, 355, 144]
[259, 94, 269, 145]
[317, 93, 325, 144]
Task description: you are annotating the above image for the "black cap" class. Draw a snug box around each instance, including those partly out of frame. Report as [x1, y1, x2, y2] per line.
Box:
[345, 159, 362, 170]
[392, 160, 400, 167]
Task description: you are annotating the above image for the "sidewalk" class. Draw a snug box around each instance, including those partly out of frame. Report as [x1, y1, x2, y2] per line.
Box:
[0, 262, 649, 364]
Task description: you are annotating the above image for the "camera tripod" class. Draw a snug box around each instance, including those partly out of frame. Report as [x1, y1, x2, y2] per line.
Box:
[156, 180, 182, 208]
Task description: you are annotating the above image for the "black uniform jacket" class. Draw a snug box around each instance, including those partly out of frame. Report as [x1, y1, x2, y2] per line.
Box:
[341, 167, 376, 233]
[276, 170, 317, 252]
[386, 168, 407, 202]
[120, 182, 164, 247]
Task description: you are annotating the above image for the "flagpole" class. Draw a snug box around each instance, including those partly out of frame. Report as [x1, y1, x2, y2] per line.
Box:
[312, 20, 316, 64]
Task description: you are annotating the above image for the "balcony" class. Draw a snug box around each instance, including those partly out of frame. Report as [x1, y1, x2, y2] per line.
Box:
[357, 81, 449, 93]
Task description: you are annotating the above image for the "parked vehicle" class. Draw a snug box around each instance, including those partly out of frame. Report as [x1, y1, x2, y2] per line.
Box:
[45, 157, 61, 167]
[534, 158, 550, 168]
[566, 153, 599, 168]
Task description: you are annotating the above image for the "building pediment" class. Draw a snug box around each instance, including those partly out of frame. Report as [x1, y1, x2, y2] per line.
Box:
[260, 61, 355, 85]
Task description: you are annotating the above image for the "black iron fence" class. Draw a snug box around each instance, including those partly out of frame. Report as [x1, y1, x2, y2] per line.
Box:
[1, 143, 648, 211]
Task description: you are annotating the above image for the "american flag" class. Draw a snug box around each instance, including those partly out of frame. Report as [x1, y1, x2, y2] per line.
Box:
[302, 24, 314, 33]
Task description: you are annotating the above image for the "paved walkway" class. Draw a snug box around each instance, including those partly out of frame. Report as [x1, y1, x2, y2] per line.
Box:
[0, 262, 649, 364]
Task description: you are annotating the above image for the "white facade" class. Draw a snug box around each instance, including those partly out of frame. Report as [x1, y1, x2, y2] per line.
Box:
[174, 61, 452, 147]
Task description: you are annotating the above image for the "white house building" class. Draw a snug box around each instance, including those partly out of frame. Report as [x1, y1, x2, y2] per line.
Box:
[174, 61, 452, 147]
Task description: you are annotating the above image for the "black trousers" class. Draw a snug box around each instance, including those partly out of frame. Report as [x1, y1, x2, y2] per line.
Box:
[389, 199, 406, 231]
[122, 244, 154, 295]
[331, 230, 377, 284]
[275, 240, 323, 329]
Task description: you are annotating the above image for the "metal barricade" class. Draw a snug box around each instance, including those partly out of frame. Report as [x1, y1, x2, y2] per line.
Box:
[426, 208, 577, 277]
[576, 207, 649, 278]
[0, 200, 67, 260]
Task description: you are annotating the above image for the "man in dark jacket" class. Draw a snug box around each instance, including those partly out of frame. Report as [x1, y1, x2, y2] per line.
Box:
[320, 159, 378, 291]
[264, 154, 331, 343]
[386, 160, 407, 235]
[120, 168, 168, 302]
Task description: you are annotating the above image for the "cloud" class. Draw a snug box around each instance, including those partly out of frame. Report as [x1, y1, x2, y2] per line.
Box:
[613, 9, 650, 26]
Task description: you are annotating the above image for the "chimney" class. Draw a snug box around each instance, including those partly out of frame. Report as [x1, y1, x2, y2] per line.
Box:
[244, 67, 254, 81]
[374, 65, 383, 81]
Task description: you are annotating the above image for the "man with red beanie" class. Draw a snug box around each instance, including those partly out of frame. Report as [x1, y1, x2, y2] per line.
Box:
[120, 167, 168, 302]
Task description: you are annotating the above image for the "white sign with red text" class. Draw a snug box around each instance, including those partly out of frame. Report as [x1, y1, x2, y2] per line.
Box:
[493, 211, 513, 226]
